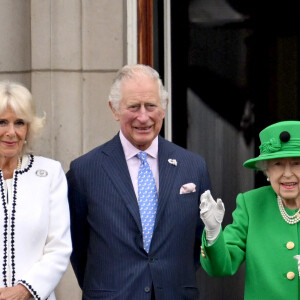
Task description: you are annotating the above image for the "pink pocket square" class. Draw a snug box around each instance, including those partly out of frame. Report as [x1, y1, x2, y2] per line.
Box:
[180, 183, 196, 194]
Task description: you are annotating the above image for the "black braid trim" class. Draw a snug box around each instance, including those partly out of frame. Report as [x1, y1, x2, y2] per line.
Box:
[0, 155, 34, 287]
[18, 279, 41, 300]
[11, 155, 34, 285]
[0, 171, 8, 286]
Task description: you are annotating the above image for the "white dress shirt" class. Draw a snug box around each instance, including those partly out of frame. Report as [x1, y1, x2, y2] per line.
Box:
[119, 131, 159, 199]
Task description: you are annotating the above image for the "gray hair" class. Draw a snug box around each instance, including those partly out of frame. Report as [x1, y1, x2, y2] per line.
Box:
[0, 80, 46, 154]
[255, 160, 268, 176]
[108, 64, 169, 111]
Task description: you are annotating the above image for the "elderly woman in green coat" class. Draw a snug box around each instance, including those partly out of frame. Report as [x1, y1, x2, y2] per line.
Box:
[200, 120, 300, 300]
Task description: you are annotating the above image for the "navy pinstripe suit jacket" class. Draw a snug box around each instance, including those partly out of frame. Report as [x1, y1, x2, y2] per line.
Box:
[67, 134, 211, 300]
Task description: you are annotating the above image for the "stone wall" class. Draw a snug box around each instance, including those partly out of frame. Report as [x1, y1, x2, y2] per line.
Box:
[0, 0, 127, 298]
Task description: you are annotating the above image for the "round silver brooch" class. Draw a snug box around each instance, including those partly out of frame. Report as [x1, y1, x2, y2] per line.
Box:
[36, 169, 48, 177]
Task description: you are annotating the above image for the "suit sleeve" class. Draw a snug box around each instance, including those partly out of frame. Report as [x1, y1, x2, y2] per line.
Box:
[66, 163, 89, 289]
[195, 157, 211, 269]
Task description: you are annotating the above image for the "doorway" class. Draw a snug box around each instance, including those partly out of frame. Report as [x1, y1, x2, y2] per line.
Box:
[169, 1, 300, 299]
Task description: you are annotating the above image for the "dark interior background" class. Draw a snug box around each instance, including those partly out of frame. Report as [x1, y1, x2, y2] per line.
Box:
[154, 0, 300, 299]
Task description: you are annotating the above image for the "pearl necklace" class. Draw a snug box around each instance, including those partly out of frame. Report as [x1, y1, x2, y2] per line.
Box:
[277, 195, 300, 224]
[17, 156, 22, 170]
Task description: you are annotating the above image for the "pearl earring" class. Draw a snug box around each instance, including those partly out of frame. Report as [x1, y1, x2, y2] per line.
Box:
[267, 177, 270, 182]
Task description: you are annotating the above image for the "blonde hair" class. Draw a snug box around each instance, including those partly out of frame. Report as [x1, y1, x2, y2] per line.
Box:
[0, 80, 45, 154]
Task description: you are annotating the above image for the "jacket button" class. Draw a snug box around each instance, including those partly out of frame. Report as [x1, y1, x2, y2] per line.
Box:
[287, 272, 295, 280]
[144, 286, 151, 293]
[149, 257, 155, 262]
[286, 241, 295, 249]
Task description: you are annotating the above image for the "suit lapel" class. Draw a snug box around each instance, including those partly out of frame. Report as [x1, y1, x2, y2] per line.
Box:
[101, 135, 179, 234]
[155, 136, 178, 228]
[102, 134, 142, 232]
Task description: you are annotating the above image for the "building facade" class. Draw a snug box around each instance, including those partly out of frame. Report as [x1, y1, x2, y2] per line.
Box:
[0, 0, 128, 299]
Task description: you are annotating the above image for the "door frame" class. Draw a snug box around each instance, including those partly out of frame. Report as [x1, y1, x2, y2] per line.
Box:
[127, 0, 172, 141]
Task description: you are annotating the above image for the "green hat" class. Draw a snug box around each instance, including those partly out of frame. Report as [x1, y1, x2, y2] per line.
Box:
[243, 121, 300, 170]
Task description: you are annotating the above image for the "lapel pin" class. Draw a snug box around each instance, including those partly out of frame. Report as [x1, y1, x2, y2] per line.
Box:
[36, 169, 48, 177]
[168, 159, 177, 166]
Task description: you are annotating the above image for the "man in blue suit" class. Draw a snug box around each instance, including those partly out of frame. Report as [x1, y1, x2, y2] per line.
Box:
[67, 64, 211, 300]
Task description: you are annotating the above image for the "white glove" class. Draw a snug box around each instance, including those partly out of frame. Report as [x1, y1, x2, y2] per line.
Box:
[294, 255, 300, 276]
[200, 190, 225, 242]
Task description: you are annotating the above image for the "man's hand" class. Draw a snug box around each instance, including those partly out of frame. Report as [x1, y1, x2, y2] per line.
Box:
[0, 284, 32, 300]
[200, 190, 225, 241]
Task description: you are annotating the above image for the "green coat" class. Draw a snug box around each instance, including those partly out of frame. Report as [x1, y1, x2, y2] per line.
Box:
[200, 186, 300, 300]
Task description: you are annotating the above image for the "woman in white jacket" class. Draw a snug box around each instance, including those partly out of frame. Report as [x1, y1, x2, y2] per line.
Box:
[0, 81, 72, 300]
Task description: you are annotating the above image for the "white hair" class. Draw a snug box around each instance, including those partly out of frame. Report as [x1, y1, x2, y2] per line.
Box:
[255, 160, 268, 176]
[108, 64, 169, 111]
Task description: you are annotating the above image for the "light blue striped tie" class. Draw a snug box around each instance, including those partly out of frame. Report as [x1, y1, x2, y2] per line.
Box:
[137, 151, 158, 252]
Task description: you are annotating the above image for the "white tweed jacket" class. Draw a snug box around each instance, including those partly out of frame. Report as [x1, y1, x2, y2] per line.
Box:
[0, 155, 72, 300]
